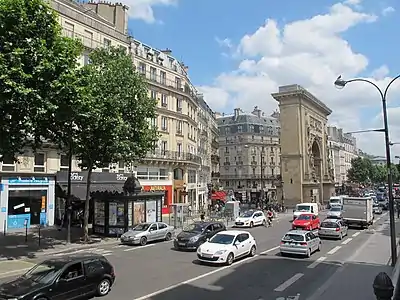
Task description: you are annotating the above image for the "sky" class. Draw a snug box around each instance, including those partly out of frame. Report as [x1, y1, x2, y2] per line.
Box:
[119, 0, 399, 157]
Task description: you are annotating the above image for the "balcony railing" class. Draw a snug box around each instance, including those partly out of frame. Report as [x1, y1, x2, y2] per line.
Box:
[144, 150, 201, 164]
[220, 174, 279, 180]
[62, 28, 110, 50]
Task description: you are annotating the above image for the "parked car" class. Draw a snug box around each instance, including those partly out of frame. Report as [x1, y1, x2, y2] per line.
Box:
[318, 218, 348, 240]
[234, 210, 266, 227]
[327, 206, 343, 219]
[197, 230, 257, 265]
[120, 222, 174, 246]
[174, 221, 226, 250]
[291, 214, 320, 231]
[0, 254, 115, 300]
[373, 202, 383, 214]
[280, 230, 321, 257]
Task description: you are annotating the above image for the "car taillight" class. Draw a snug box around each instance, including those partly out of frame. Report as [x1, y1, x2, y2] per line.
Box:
[335, 227, 340, 231]
[300, 242, 307, 246]
[280, 241, 285, 244]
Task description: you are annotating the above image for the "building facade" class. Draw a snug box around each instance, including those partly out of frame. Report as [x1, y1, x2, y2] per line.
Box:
[0, 0, 219, 229]
[327, 126, 359, 185]
[217, 107, 281, 202]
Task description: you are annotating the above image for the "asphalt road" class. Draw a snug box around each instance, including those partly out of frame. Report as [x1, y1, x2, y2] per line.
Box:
[0, 212, 393, 300]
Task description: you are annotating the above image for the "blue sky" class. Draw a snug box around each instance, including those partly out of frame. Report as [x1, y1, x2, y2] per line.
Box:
[122, 0, 400, 156]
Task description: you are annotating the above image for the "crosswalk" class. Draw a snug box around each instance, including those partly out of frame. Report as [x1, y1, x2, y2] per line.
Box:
[52, 247, 115, 257]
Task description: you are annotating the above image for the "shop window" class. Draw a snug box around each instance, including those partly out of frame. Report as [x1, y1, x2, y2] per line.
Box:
[8, 189, 47, 226]
[1, 154, 16, 172]
[34, 153, 45, 172]
[109, 202, 124, 226]
[60, 154, 69, 171]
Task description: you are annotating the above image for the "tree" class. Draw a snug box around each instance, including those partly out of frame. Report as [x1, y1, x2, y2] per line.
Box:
[347, 157, 373, 184]
[370, 165, 387, 184]
[75, 47, 158, 241]
[0, 0, 82, 160]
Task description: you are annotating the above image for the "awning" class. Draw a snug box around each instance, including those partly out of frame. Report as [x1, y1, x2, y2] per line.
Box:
[56, 183, 125, 200]
[211, 191, 227, 201]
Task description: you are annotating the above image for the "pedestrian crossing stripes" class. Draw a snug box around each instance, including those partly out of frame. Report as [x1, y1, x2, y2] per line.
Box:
[52, 247, 115, 257]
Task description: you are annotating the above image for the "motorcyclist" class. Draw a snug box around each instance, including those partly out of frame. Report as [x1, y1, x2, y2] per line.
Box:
[266, 209, 273, 226]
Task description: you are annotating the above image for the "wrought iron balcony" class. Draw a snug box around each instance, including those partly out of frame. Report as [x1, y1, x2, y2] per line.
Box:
[144, 150, 201, 164]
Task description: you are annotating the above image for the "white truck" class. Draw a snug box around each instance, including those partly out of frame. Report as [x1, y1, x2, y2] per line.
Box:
[342, 196, 373, 228]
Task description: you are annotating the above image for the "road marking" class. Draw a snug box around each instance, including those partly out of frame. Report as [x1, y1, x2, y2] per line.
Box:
[132, 245, 279, 300]
[124, 244, 155, 251]
[327, 246, 341, 255]
[112, 245, 127, 248]
[53, 249, 86, 256]
[307, 256, 326, 269]
[274, 273, 304, 292]
[352, 232, 360, 237]
[0, 267, 32, 278]
[103, 253, 112, 256]
[341, 238, 352, 245]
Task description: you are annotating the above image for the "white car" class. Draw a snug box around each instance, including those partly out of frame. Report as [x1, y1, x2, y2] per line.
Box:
[234, 210, 266, 227]
[280, 230, 321, 257]
[197, 230, 257, 265]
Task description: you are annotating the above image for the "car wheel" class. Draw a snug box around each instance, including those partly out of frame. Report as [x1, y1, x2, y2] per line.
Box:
[250, 222, 254, 228]
[140, 237, 147, 246]
[226, 253, 234, 265]
[262, 219, 266, 227]
[317, 242, 321, 252]
[249, 245, 256, 257]
[306, 248, 311, 258]
[165, 232, 172, 241]
[97, 278, 111, 296]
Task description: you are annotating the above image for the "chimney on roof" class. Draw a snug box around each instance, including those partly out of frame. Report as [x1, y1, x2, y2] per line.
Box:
[161, 48, 172, 55]
[234, 108, 240, 119]
[181, 63, 189, 73]
[252, 106, 262, 118]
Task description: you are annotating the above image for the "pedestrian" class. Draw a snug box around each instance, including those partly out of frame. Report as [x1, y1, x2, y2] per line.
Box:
[188, 204, 192, 217]
[200, 211, 205, 221]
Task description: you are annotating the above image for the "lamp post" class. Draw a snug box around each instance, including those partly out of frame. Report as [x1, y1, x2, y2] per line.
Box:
[334, 74, 400, 266]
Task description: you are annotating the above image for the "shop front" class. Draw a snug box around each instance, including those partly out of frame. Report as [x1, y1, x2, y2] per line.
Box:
[92, 191, 165, 236]
[141, 184, 172, 215]
[0, 175, 55, 232]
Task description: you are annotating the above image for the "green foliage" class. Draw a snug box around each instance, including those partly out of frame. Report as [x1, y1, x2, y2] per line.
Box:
[75, 46, 158, 241]
[0, 0, 82, 159]
[347, 157, 399, 184]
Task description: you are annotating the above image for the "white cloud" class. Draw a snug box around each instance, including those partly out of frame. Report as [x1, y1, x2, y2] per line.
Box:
[215, 37, 233, 49]
[382, 6, 395, 16]
[201, 1, 400, 156]
[345, 0, 361, 5]
[121, 0, 178, 23]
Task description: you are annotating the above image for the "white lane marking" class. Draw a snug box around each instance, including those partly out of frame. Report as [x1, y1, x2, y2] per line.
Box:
[307, 256, 326, 269]
[352, 232, 360, 237]
[112, 245, 127, 248]
[327, 246, 341, 255]
[103, 253, 112, 256]
[53, 249, 86, 256]
[124, 244, 155, 252]
[132, 245, 279, 300]
[0, 267, 32, 278]
[274, 273, 304, 292]
[341, 238, 352, 245]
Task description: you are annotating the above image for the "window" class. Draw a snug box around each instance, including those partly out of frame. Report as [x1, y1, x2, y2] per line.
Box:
[238, 125, 242, 133]
[34, 153, 45, 172]
[149, 223, 158, 231]
[160, 71, 166, 85]
[83, 54, 91, 65]
[150, 90, 157, 99]
[150, 67, 157, 81]
[1, 154, 15, 172]
[118, 161, 124, 172]
[84, 259, 104, 274]
[60, 154, 69, 171]
[177, 121, 183, 134]
[138, 62, 146, 74]
[103, 38, 111, 48]
[188, 170, 196, 183]
[161, 141, 167, 154]
[161, 94, 167, 107]
[175, 77, 181, 89]
[177, 143, 183, 155]
[161, 117, 168, 131]
[176, 98, 182, 111]
[158, 223, 167, 229]
[83, 30, 93, 48]
[60, 262, 84, 280]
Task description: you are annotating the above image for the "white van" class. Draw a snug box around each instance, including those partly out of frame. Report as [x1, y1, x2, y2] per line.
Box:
[329, 195, 346, 208]
[293, 203, 319, 220]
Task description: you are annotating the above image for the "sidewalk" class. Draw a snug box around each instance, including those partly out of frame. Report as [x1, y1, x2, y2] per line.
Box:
[307, 218, 399, 300]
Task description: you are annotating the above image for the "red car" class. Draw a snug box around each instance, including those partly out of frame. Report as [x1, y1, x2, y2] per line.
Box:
[292, 214, 320, 231]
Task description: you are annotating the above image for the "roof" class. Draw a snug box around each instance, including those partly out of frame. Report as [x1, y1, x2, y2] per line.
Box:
[218, 230, 250, 235]
[323, 218, 341, 223]
[217, 113, 280, 127]
[285, 230, 310, 235]
[43, 253, 104, 265]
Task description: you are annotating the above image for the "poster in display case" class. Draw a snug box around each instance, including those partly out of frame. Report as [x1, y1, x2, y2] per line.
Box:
[146, 201, 156, 223]
[133, 202, 145, 224]
[94, 202, 105, 226]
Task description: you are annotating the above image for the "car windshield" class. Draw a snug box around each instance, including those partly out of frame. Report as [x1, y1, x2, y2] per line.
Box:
[22, 261, 63, 284]
[283, 234, 304, 242]
[330, 199, 340, 203]
[296, 215, 311, 220]
[321, 222, 339, 228]
[241, 211, 254, 218]
[183, 223, 204, 233]
[330, 207, 341, 212]
[133, 223, 150, 231]
[296, 205, 310, 212]
[209, 234, 235, 245]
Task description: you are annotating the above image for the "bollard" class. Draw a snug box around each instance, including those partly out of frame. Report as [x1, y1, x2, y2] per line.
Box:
[3, 219, 6, 236]
[38, 224, 41, 246]
[373, 272, 394, 300]
[24, 218, 28, 243]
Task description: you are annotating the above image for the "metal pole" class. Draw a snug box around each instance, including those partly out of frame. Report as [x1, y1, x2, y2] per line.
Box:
[66, 142, 73, 244]
[260, 149, 263, 202]
[382, 95, 397, 266]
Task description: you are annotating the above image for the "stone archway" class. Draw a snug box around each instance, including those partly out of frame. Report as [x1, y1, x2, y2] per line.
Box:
[272, 84, 335, 207]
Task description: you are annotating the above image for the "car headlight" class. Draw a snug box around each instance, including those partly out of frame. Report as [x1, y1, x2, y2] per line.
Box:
[197, 247, 202, 253]
[189, 236, 199, 243]
[215, 250, 227, 255]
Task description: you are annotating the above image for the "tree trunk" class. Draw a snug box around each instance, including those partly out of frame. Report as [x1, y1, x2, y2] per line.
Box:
[83, 165, 93, 242]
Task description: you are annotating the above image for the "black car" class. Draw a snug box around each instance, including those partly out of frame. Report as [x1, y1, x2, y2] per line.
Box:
[0, 254, 115, 300]
[174, 221, 226, 250]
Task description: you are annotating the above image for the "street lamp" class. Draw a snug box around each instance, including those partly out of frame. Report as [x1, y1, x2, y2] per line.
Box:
[334, 74, 400, 266]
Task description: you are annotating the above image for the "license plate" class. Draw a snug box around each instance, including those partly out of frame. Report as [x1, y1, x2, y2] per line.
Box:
[178, 242, 185, 246]
[202, 253, 213, 258]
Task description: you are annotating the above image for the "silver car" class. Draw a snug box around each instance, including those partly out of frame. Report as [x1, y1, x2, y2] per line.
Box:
[120, 222, 174, 246]
[327, 206, 342, 219]
[280, 230, 321, 257]
[318, 219, 348, 239]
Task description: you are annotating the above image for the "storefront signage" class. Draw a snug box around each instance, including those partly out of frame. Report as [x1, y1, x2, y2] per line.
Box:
[70, 173, 84, 181]
[0, 184, 3, 191]
[8, 177, 49, 184]
[116, 174, 128, 181]
[147, 185, 166, 192]
[1, 207, 6, 213]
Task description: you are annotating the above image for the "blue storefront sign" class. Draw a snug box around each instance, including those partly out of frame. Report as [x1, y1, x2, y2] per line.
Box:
[1, 207, 6, 213]
[7, 214, 31, 229]
[8, 177, 49, 184]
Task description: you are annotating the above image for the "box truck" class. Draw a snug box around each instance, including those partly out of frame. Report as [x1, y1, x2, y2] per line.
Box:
[342, 196, 373, 228]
